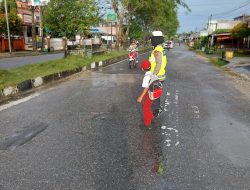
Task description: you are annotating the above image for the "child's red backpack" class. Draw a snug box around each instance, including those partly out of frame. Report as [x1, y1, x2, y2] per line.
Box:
[148, 75, 163, 100]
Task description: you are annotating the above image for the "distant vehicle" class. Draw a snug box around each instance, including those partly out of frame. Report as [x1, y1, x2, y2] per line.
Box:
[163, 41, 174, 49]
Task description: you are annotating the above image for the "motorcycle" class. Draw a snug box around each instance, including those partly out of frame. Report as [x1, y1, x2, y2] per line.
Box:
[166, 44, 171, 51]
[128, 49, 138, 69]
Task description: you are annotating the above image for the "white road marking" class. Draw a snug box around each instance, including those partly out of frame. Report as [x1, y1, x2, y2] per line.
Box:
[167, 128, 179, 133]
[175, 141, 180, 146]
[161, 126, 167, 130]
[191, 105, 200, 119]
[161, 89, 181, 148]
[165, 139, 171, 147]
[0, 93, 40, 112]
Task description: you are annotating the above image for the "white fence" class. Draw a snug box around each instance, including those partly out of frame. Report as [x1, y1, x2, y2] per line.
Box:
[44, 37, 103, 51]
[50, 38, 64, 51]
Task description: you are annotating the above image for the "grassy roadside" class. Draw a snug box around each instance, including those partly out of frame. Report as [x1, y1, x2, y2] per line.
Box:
[0, 47, 151, 90]
[209, 57, 229, 67]
[196, 50, 229, 67]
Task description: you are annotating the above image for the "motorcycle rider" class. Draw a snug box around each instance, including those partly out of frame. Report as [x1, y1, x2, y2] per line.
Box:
[129, 39, 138, 63]
[149, 31, 167, 117]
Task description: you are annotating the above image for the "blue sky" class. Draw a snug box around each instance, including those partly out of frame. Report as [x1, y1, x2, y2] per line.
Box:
[178, 0, 250, 33]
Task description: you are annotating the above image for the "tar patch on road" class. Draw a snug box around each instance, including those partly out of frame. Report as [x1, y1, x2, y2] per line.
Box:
[0, 122, 48, 151]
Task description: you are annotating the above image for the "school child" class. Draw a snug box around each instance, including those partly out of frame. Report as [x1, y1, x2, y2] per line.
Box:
[137, 60, 155, 129]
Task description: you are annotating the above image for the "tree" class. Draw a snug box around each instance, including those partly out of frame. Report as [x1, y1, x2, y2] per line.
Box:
[77, 0, 100, 42]
[43, 0, 99, 44]
[0, 0, 22, 36]
[134, 0, 189, 45]
[110, 0, 144, 48]
[128, 20, 143, 40]
[43, 0, 99, 57]
[109, 0, 189, 49]
[0, 0, 17, 13]
[100, 0, 189, 49]
[231, 23, 250, 49]
[200, 36, 209, 47]
[0, 0, 22, 51]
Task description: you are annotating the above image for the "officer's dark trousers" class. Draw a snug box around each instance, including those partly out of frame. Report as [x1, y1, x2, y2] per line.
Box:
[152, 80, 164, 115]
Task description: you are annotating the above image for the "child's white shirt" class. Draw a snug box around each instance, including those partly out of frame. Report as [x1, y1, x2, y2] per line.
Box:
[142, 71, 152, 88]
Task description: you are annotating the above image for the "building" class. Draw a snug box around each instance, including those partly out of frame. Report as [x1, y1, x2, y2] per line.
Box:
[16, 0, 41, 50]
[234, 14, 250, 25]
[1, 0, 42, 51]
[207, 20, 241, 49]
[234, 14, 250, 48]
[207, 20, 241, 35]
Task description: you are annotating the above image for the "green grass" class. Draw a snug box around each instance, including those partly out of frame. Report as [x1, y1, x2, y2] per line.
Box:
[210, 58, 229, 67]
[239, 62, 247, 65]
[234, 51, 250, 57]
[0, 47, 152, 90]
[0, 50, 130, 90]
[0, 47, 152, 89]
[196, 50, 206, 57]
[196, 50, 229, 67]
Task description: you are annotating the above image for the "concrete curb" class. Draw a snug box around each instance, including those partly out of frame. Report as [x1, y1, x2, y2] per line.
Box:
[0, 49, 151, 102]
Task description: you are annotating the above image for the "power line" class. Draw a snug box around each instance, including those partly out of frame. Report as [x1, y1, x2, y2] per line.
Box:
[213, 5, 250, 19]
[214, 8, 250, 19]
[179, 1, 250, 18]
[213, 0, 250, 16]
[189, 3, 233, 7]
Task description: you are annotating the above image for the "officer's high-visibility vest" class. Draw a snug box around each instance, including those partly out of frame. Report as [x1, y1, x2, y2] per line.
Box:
[149, 45, 167, 81]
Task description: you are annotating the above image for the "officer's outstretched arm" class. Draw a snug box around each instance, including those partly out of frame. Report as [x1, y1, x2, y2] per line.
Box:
[153, 51, 162, 75]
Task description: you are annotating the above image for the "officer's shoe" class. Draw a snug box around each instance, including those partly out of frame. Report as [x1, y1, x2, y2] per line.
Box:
[153, 108, 163, 119]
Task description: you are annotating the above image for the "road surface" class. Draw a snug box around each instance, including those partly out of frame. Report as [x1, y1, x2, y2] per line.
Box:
[0, 46, 249, 189]
[0, 53, 64, 69]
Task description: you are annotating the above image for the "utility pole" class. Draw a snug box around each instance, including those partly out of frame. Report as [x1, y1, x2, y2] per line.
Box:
[208, 14, 213, 48]
[243, 14, 245, 23]
[4, 0, 12, 53]
[207, 16, 210, 34]
[32, 6, 36, 51]
[110, 22, 113, 52]
[209, 14, 212, 35]
[40, 6, 44, 51]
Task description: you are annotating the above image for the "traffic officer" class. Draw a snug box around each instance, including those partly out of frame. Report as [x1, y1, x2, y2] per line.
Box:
[149, 31, 167, 117]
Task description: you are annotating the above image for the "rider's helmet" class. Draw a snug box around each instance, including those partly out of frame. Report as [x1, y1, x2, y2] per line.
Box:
[151, 31, 164, 47]
[140, 60, 151, 70]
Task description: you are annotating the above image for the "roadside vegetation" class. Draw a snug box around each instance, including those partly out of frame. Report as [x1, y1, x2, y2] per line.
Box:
[187, 23, 250, 57]
[209, 58, 229, 67]
[196, 50, 229, 67]
[234, 50, 250, 57]
[0, 0, 189, 91]
[0, 47, 151, 90]
[187, 23, 250, 68]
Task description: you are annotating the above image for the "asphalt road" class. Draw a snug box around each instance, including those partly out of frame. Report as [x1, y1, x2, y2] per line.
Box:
[0, 53, 64, 69]
[0, 46, 249, 189]
[244, 65, 250, 71]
